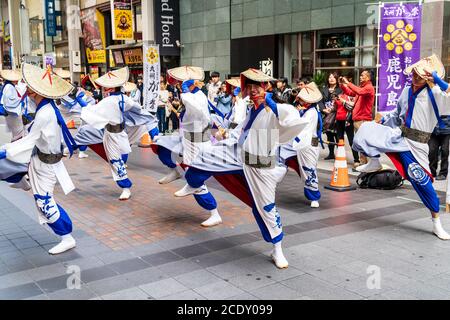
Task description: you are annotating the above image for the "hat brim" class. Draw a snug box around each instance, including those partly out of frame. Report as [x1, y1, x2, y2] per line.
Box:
[297, 82, 323, 104]
[240, 69, 275, 98]
[0, 70, 22, 82]
[225, 78, 240, 95]
[122, 82, 137, 93]
[167, 66, 204, 84]
[404, 54, 446, 79]
[95, 67, 129, 88]
[22, 63, 74, 99]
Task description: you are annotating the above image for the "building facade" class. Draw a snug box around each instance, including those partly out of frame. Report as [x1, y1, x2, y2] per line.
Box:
[179, 0, 450, 84]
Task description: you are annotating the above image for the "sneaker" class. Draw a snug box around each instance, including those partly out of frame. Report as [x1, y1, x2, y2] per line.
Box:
[310, 201, 320, 208]
[174, 184, 206, 197]
[436, 175, 447, 181]
[356, 158, 383, 173]
[324, 155, 335, 160]
[119, 188, 131, 201]
[158, 169, 181, 184]
[78, 151, 89, 159]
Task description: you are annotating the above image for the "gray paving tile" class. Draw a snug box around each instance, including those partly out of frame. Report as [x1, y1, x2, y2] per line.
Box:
[100, 287, 150, 300]
[108, 258, 150, 274]
[193, 280, 245, 300]
[162, 289, 206, 300]
[37, 274, 72, 293]
[156, 260, 202, 277]
[141, 251, 183, 266]
[81, 266, 118, 283]
[250, 283, 304, 300]
[190, 252, 230, 268]
[174, 269, 223, 289]
[86, 274, 135, 296]
[201, 238, 236, 251]
[139, 278, 188, 299]
[47, 287, 98, 300]
[0, 282, 43, 300]
[172, 244, 211, 258]
[125, 267, 168, 286]
[227, 272, 276, 291]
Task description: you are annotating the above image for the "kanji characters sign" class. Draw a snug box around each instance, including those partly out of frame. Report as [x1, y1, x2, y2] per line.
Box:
[378, 2, 422, 112]
[143, 44, 160, 112]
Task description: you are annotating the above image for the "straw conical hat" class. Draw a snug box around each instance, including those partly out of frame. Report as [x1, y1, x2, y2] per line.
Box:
[94, 67, 129, 88]
[167, 66, 204, 85]
[404, 54, 445, 79]
[122, 81, 137, 93]
[53, 68, 71, 80]
[240, 68, 275, 97]
[297, 82, 323, 104]
[81, 74, 99, 90]
[0, 69, 22, 82]
[225, 78, 240, 95]
[22, 63, 74, 99]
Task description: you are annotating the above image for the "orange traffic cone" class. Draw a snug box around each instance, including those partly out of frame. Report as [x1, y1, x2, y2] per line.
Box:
[138, 132, 152, 148]
[66, 119, 76, 129]
[324, 139, 357, 192]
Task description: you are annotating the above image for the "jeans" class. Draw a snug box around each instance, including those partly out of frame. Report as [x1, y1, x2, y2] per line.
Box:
[157, 107, 167, 133]
[336, 120, 359, 163]
[428, 133, 450, 177]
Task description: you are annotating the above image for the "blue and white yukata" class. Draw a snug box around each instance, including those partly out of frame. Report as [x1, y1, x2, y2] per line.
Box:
[59, 89, 96, 125]
[0, 99, 77, 236]
[80, 92, 143, 189]
[354, 85, 450, 213]
[185, 101, 308, 244]
[0, 80, 25, 142]
[279, 105, 322, 202]
[154, 86, 212, 171]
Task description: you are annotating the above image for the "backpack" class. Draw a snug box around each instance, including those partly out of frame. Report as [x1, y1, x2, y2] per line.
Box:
[357, 169, 404, 190]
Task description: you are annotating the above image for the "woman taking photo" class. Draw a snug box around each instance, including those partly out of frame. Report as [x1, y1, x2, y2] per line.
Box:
[320, 73, 341, 160]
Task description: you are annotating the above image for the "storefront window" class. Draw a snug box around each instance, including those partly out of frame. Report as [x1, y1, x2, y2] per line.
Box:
[301, 32, 314, 79]
[135, 4, 142, 33]
[30, 18, 43, 52]
[316, 28, 356, 77]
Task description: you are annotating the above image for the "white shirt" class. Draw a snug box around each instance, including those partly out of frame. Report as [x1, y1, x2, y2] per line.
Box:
[180, 90, 211, 133]
[1, 82, 22, 116]
[81, 93, 143, 130]
[4, 101, 63, 163]
[241, 103, 308, 158]
[292, 106, 319, 151]
[207, 81, 222, 104]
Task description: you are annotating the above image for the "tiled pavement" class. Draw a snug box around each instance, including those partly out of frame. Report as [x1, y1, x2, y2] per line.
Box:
[2, 145, 450, 300]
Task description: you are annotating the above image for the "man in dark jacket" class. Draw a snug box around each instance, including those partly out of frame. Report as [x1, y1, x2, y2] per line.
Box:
[429, 116, 450, 180]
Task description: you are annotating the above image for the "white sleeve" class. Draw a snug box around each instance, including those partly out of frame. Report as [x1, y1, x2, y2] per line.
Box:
[276, 104, 309, 145]
[432, 86, 450, 116]
[3, 109, 47, 163]
[2, 84, 21, 112]
[123, 95, 143, 113]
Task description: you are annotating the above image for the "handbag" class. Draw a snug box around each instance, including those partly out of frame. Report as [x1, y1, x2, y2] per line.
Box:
[357, 169, 403, 190]
[323, 109, 336, 131]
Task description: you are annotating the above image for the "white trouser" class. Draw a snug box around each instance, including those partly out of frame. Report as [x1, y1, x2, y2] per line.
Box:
[297, 145, 320, 192]
[243, 165, 287, 242]
[103, 130, 132, 182]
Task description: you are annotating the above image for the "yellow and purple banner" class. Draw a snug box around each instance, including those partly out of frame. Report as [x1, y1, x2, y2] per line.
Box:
[111, 0, 134, 41]
[378, 2, 422, 112]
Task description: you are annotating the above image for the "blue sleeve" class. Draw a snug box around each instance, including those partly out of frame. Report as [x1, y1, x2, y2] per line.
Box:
[432, 71, 449, 92]
[0, 150, 6, 160]
[182, 80, 195, 93]
[265, 93, 279, 118]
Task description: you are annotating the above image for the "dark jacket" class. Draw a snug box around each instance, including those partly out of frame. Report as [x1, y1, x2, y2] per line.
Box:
[433, 116, 450, 135]
[319, 86, 343, 131]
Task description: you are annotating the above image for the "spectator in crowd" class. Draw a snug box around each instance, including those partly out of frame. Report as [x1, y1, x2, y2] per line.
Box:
[215, 83, 232, 116]
[320, 72, 341, 160]
[166, 91, 181, 133]
[130, 80, 141, 104]
[137, 76, 144, 105]
[157, 80, 170, 135]
[335, 93, 360, 164]
[340, 70, 375, 168]
[207, 71, 222, 104]
[296, 77, 310, 91]
[429, 116, 450, 180]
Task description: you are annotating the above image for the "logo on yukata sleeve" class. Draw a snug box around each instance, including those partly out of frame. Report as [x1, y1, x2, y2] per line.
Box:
[407, 163, 430, 186]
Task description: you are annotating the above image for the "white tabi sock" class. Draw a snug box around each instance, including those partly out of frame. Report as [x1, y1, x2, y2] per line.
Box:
[201, 209, 223, 227]
[432, 217, 450, 240]
[272, 242, 289, 269]
[159, 169, 181, 185]
[48, 234, 76, 255]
